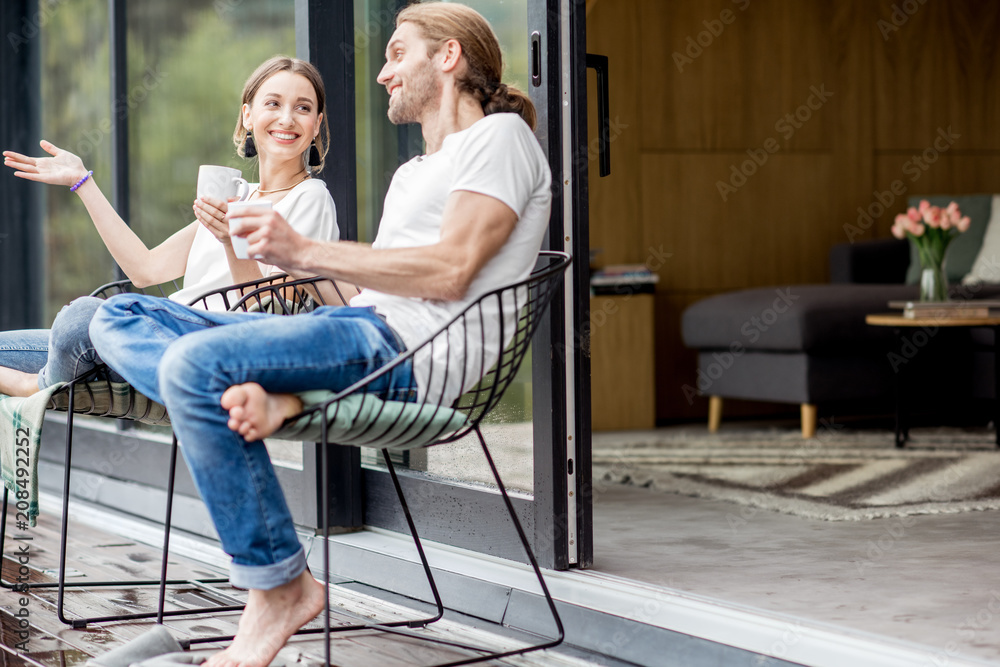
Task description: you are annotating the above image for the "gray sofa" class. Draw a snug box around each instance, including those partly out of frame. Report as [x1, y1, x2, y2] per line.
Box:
[682, 238, 1000, 437]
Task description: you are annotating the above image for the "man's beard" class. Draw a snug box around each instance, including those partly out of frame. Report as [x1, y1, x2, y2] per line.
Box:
[387, 61, 441, 125]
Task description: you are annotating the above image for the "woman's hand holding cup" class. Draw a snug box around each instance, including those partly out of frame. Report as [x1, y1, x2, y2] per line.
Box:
[227, 201, 275, 260]
[194, 164, 251, 249]
[194, 195, 239, 245]
[2, 140, 89, 188]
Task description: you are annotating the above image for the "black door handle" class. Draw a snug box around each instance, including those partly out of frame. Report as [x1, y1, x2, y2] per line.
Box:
[531, 32, 542, 87]
[586, 53, 611, 177]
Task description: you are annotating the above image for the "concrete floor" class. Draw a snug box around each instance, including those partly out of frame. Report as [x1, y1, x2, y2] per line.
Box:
[593, 483, 1000, 664]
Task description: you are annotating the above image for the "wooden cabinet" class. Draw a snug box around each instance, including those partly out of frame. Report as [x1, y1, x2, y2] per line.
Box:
[589, 293, 656, 431]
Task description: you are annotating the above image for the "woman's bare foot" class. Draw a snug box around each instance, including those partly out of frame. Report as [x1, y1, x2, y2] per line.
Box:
[221, 383, 303, 441]
[0, 367, 40, 398]
[204, 570, 326, 667]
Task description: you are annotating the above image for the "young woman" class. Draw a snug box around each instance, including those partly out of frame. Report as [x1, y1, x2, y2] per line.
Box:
[0, 55, 338, 397]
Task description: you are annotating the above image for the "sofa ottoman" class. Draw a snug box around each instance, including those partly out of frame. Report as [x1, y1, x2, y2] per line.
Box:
[682, 283, 926, 436]
[682, 244, 1000, 437]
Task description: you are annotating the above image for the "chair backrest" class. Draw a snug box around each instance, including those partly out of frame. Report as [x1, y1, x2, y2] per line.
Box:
[224, 276, 351, 314]
[90, 278, 182, 300]
[59, 274, 328, 420]
[185, 273, 346, 311]
[269, 251, 572, 450]
[444, 250, 572, 440]
[88, 274, 305, 310]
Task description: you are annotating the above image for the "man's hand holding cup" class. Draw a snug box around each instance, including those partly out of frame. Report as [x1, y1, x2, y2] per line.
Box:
[227, 201, 306, 268]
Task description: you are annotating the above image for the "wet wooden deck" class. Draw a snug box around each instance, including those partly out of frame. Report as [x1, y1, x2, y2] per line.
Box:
[0, 507, 582, 666]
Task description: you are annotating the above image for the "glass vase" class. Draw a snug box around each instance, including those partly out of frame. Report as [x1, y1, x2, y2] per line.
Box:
[919, 261, 948, 302]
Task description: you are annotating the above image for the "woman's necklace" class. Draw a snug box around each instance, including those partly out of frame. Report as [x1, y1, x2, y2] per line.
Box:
[256, 172, 310, 195]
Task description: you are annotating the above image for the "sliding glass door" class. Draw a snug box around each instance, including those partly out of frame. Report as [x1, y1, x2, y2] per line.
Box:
[4, 0, 593, 571]
[351, 0, 593, 570]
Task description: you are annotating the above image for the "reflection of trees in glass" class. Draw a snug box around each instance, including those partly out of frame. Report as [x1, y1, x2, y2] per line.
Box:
[127, 2, 294, 249]
[41, 0, 113, 322]
[459, 0, 530, 90]
[40, 0, 293, 321]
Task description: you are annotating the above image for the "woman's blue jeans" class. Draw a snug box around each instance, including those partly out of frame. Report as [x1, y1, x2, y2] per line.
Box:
[0, 296, 123, 390]
[89, 293, 415, 590]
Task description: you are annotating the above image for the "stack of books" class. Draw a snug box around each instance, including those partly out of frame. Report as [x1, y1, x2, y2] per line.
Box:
[888, 300, 1000, 319]
[590, 264, 660, 296]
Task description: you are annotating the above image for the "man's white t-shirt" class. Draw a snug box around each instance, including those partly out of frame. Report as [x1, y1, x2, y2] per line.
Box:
[171, 178, 339, 309]
[351, 113, 552, 404]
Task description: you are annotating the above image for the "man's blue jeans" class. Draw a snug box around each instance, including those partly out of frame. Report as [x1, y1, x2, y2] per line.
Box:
[0, 296, 124, 390]
[89, 294, 415, 590]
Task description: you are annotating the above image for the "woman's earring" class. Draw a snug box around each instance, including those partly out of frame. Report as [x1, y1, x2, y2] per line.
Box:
[243, 132, 258, 158]
[308, 141, 321, 167]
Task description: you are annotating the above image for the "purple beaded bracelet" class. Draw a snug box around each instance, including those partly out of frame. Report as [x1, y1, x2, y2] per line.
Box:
[70, 170, 93, 192]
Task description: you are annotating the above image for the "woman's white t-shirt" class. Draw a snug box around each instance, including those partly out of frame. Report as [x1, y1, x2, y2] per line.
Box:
[170, 178, 338, 309]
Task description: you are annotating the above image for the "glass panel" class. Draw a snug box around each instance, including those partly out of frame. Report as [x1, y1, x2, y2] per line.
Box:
[126, 1, 295, 251]
[354, 0, 534, 494]
[41, 0, 113, 322]
[354, 0, 400, 244]
[37, 1, 112, 442]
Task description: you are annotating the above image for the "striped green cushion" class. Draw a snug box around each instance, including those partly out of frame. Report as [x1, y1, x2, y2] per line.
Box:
[274, 391, 468, 451]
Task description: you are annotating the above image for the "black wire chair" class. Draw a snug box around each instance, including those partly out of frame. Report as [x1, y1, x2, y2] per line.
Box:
[179, 250, 572, 666]
[0, 272, 338, 628]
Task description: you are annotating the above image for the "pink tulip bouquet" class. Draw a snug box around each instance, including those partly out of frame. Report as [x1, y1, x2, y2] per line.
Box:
[891, 200, 971, 301]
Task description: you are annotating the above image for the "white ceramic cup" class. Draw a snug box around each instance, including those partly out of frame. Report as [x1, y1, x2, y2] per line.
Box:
[227, 200, 273, 260]
[197, 165, 249, 202]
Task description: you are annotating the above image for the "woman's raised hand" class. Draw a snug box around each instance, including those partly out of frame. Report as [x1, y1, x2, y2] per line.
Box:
[2, 140, 89, 188]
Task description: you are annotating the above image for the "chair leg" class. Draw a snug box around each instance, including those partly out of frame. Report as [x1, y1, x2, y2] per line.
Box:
[181, 443, 452, 654]
[55, 390, 236, 627]
[321, 419, 331, 667]
[3, 383, 239, 628]
[188, 432, 565, 663]
[380, 449, 445, 625]
[465, 427, 565, 665]
[801, 403, 818, 439]
[157, 436, 178, 624]
[56, 388, 76, 626]
[0, 489, 19, 591]
[151, 435, 244, 625]
[708, 396, 722, 432]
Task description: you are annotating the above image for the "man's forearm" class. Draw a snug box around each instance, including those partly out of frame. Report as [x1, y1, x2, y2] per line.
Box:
[295, 239, 473, 302]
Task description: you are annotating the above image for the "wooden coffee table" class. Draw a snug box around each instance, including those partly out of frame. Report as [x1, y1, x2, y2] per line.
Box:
[866, 314, 1000, 447]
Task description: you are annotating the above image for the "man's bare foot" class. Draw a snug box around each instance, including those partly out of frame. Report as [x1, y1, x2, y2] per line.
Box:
[0, 367, 40, 398]
[221, 383, 303, 441]
[204, 569, 326, 667]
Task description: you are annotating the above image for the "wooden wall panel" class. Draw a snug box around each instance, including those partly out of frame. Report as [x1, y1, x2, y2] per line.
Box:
[587, 0, 642, 267]
[640, 154, 834, 291]
[590, 294, 656, 430]
[738, 0, 833, 153]
[641, 0, 832, 151]
[873, 0, 1000, 151]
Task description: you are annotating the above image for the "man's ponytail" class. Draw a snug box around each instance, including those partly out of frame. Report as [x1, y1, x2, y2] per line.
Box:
[484, 82, 536, 130]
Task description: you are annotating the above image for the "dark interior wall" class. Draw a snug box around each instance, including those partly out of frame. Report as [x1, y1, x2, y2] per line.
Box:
[585, 0, 1000, 423]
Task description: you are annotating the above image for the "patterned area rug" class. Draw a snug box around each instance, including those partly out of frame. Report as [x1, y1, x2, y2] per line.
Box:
[593, 423, 1000, 520]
